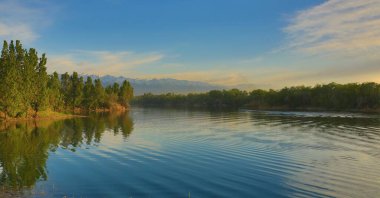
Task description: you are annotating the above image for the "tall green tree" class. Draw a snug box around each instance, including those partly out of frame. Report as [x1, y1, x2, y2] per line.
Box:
[118, 80, 133, 108]
[83, 77, 95, 110]
[21, 45, 37, 116]
[93, 79, 105, 109]
[47, 72, 64, 111]
[16, 40, 31, 115]
[30, 53, 48, 117]
[0, 41, 9, 119]
[0, 41, 24, 118]
[0, 40, 135, 118]
[60, 72, 71, 109]
[69, 72, 83, 110]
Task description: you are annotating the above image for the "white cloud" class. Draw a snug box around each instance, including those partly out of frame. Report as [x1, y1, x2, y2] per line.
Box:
[47, 50, 165, 77]
[284, 0, 380, 56]
[239, 0, 380, 88]
[0, 22, 37, 42]
[0, 0, 55, 43]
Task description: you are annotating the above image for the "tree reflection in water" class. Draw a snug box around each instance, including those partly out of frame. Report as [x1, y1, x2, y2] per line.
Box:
[0, 112, 134, 191]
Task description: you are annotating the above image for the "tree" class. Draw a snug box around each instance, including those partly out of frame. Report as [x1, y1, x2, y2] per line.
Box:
[69, 72, 83, 110]
[0, 41, 24, 118]
[60, 72, 71, 109]
[0, 41, 9, 119]
[48, 72, 64, 111]
[105, 83, 119, 106]
[0, 40, 136, 118]
[118, 80, 133, 108]
[93, 79, 105, 109]
[16, 40, 32, 115]
[30, 53, 48, 117]
[82, 77, 95, 110]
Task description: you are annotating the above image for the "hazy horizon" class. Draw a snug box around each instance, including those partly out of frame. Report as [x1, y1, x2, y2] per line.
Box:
[0, 0, 379, 89]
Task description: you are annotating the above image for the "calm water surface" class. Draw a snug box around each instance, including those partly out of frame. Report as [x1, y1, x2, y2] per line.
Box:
[0, 108, 380, 197]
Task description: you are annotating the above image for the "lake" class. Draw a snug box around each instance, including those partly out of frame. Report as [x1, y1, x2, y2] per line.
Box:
[0, 108, 380, 197]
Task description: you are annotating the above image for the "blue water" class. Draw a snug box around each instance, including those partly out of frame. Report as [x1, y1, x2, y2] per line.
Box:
[0, 108, 380, 197]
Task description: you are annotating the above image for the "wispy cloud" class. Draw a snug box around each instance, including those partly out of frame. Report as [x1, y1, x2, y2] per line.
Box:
[239, 0, 380, 88]
[48, 50, 165, 76]
[0, 22, 37, 43]
[0, 0, 55, 43]
[284, 0, 380, 56]
[137, 1, 380, 87]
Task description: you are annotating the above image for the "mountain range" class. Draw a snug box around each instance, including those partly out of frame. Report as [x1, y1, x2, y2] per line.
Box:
[82, 75, 225, 95]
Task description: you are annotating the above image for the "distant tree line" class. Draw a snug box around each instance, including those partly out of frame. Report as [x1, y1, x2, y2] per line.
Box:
[132, 89, 249, 108]
[133, 83, 380, 111]
[0, 40, 133, 119]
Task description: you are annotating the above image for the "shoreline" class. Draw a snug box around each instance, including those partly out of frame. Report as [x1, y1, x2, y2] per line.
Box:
[0, 106, 130, 123]
[0, 108, 130, 132]
[0, 111, 84, 123]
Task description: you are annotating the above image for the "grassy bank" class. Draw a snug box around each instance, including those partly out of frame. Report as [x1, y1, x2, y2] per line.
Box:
[0, 109, 80, 122]
[0, 105, 130, 122]
[0, 101, 131, 121]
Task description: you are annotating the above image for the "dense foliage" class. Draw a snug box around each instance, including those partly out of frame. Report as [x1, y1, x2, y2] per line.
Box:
[133, 83, 380, 111]
[0, 40, 133, 119]
[132, 89, 249, 108]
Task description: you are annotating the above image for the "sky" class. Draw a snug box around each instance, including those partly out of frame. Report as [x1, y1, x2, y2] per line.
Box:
[0, 0, 379, 89]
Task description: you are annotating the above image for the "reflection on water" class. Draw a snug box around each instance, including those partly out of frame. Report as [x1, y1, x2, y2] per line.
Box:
[0, 112, 133, 194]
[0, 108, 379, 197]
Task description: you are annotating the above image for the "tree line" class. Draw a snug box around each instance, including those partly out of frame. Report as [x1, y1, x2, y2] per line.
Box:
[0, 40, 133, 119]
[132, 83, 380, 112]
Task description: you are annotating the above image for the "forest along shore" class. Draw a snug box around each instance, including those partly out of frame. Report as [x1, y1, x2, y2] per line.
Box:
[0, 40, 133, 121]
[132, 82, 380, 113]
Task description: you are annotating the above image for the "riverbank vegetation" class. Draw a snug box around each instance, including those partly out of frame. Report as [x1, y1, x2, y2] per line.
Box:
[0, 40, 133, 120]
[132, 83, 380, 112]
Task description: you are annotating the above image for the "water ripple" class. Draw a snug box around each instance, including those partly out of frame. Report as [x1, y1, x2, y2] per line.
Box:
[1, 108, 380, 197]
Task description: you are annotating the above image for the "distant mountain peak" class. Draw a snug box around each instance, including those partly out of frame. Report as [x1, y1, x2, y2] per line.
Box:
[80, 74, 224, 95]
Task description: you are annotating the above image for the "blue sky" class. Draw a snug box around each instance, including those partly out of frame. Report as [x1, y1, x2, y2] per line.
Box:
[0, 0, 379, 88]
